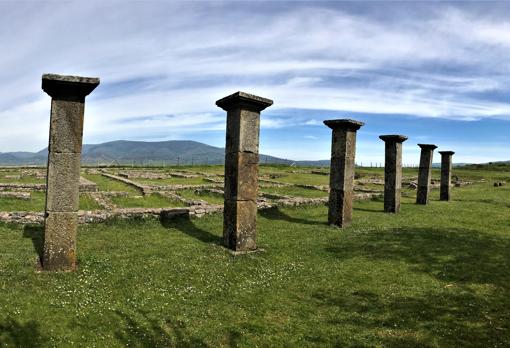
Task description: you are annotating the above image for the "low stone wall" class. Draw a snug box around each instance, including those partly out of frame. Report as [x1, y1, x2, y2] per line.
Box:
[79, 176, 99, 192]
[0, 183, 46, 192]
[101, 172, 148, 193]
[148, 183, 223, 192]
[0, 191, 31, 200]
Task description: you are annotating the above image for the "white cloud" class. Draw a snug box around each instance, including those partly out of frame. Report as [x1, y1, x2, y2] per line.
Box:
[0, 2, 509, 153]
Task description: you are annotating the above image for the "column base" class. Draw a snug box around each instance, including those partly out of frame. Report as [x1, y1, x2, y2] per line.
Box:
[42, 211, 78, 272]
[223, 200, 257, 251]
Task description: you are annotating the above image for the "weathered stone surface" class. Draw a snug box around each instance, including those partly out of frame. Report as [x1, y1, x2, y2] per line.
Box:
[43, 212, 78, 271]
[42, 74, 99, 99]
[223, 200, 257, 251]
[224, 152, 259, 201]
[225, 109, 261, 154]
[218, 91, 272, 250]
[216, 91, 273, 112]
[42, 73, 99, 271]
[416, 144, 437, 205]
[0, 191, 31, 200]
[48, 98, 85, 153]
[328, 189, 353, 227]
[439, 151, 455, 201]
[46, 152, 81, 212]
[324, 119, 364, 227]
[379, 135, 407, 213]
[324, 119, 364, 132]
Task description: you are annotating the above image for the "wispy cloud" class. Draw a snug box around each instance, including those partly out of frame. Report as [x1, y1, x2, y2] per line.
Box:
[0, 1, 508, 159]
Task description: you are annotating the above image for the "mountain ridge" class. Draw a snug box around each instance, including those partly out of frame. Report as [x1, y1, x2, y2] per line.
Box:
[0, 140, 326, 166]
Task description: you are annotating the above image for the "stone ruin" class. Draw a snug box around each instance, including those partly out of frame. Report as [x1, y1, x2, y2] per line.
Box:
[216, 92, 273, 253]
[416, 144, 438, 205]
[379, 135, 408, 213]
[41, 74, 99, 271]
[0, 73, 465, 271]
[323, 119, 364, 227]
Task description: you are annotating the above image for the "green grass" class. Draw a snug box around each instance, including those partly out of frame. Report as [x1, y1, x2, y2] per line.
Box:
[176, 189, 224, 205]
[0, 192, 102, 212]
[81, 174, 140, 194]
[266, 172, 330, 185]
[79, 194, 102, 211]
[0, 167, 509, 346]
[110, 193, 185, 208]
[0, 192, 46, 211]
[261, 185, 328, 198]
[0, 176, 45, 184]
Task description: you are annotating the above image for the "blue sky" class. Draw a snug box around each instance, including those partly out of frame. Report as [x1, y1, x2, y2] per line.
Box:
[0, 1, 509, 163]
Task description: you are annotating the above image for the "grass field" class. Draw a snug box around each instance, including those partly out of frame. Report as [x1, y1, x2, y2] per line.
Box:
[0, 192, 102, 212]
[176, 189, 224, 205]
[110, 193, 185, 209]
[0, 165, 508, 346]
[260, 185, 329, 198]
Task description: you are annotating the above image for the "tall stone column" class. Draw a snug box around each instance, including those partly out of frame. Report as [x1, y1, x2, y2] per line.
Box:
[379, 135, 408, 213]
[416, 144, 437, 205]
[324, 119, 364, 227]
[42, 74, 100, 271]
[439, 151, 455, 201]
[216, 91, 273, 251]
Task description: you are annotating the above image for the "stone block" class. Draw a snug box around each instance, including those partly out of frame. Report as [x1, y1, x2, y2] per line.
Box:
[223, 199, 257, 251]
[48, 98, 85, 153]
[46, 152, 81, 212]
[42, 73, 99, 99]
[328, 189, 352, 227]
[43, 211, 78, 271]
[224, 152, 259, 201]
[416, 186, 429, 205]
[225, 109, 260, 154]
[216, 91, 273, 113]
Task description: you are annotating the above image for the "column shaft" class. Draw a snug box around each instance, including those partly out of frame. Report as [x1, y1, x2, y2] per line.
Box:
[324, 119, 364, 227]
[440, 151, 455, 201]
[416, 144, 437, 205]
[216, 92, 272, 251]
[42, 74, 99, 271]
[380, 135, 407, 213]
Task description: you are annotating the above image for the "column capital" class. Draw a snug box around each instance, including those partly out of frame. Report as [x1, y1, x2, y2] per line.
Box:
[418, 143, 437, 150]
[42, 74, 100, 99]
[439, 151, 455, 156]
[379, 134, 408, 143]
[216, 91, 273, 112]
[324, 119, 364, 131]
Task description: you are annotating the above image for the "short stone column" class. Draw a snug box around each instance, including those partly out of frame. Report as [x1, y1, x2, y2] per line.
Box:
[216, 91, 273, 251]
[324, 119, 364, 227]
[439, 151, 455, 201]
[42, 74, 100, 271]
[379, 135, 408, 213]
[416, 144, 437, 205]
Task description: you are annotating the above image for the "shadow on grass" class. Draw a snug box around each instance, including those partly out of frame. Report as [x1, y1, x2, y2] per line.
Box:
[160, 214, 222, 245]
[353, 207, 383, 213]
[320, 227, 510, 346]
[259, 206, 326, 226]
[0, 317, 48, 346]
[114, 310, 208, 347]
[22, 224, 44, 261]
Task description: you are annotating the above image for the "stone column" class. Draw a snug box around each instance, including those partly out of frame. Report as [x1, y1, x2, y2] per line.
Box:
[439, 151, 455, 201]
[416, 144, 437, 205]
[42, 74, 99, 271]
[216, 91, 273, 252]
[379, 135, 408, 213]
[324, 119, 364, 227]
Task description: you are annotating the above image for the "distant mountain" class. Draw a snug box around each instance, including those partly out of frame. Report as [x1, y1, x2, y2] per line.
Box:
[0, 140, 328, 166]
